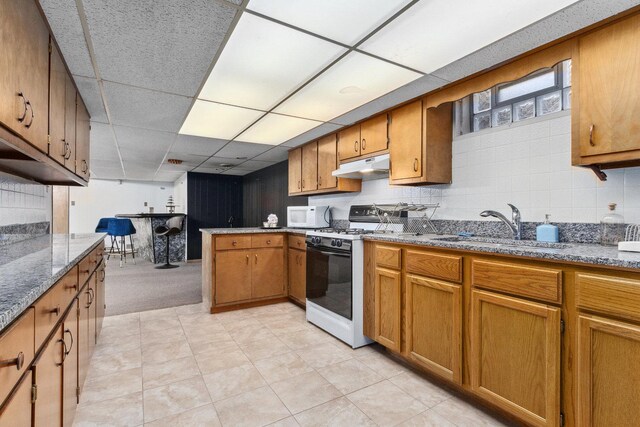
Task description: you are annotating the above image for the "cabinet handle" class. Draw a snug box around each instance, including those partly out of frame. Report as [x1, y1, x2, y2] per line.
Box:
[361, 138, 366, 151]
[24, 100, 34, 128]
[65, 283, 78, 291]
[413, 158, 419, 172]
[232, 240, 237, 246]
[64, 328, 74, 355]
[354, 141, 358, 152]
[57, 339, 68, 367]
[99, 269, 105, 281]
[246, 254, 249, 264]
[50, 306, 61, 316]
[81, 160, 88, 173]
[0, 352, 24, 371]
[589, 124, 595, 146]
[298, 180, 301, 189]
[255, 254, 258, 264]
[65, 142, 72, 160]
[16, 92, 28, 122]
[318, 175, 322, 187]
[266, 240, 271, 244]
[302, 179, 305, 189]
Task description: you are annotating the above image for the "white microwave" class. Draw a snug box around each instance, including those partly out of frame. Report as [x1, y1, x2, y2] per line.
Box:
[287, 206, 330, 229]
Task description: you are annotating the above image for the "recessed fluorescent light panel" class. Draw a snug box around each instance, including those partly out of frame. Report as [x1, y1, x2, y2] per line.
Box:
[247, 0, 412, 45]
[360, 0, 581, 73]
[179, 100, 264, 140]
[274, 51, 421, 122]
[198, 13, 346, 111]
[236, 113, 323, 145]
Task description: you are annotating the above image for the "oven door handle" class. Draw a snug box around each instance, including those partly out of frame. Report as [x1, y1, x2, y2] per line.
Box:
[307, 247, 351, 258]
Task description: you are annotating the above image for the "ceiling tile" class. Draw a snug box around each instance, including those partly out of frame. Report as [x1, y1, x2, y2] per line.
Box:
[90, 123, 120, 162]
[179, 100, 265, 140]
[274, 51, 421, 122]
[164, 153, 209, 167]
[202, 156, 244, 168]
[199, 13, 346, 110]
[236, 114, 323, 145]
[74, 76, 108, 123]
[247, 0, 411, 45]
[113, 126, 175, 152]
[157, 162, 192, 172]
[221, 168, 253, 176]
[103, 82, 192, 132]
[281, 123, 342, 147]
[191, 166, 227, 174]
[39, 0, 95, 78]
[172, 134, 228, 156]
[154, 171, 185, 182]
[82, 0, 237, 96]
[214, 141, 272, 158]
[236, 160, 275, 171]
[360, 0, 580, 74]
[252, 146, 290, 163]
[91, 167, 125, 180]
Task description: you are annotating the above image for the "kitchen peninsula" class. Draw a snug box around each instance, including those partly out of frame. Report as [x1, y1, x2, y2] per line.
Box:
[116, 213, 186, 264]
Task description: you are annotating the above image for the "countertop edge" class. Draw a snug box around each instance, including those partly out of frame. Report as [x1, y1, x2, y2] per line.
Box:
[200, 228, 308, 235]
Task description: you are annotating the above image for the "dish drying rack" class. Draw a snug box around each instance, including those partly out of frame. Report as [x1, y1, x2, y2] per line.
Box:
[618, 224, 640, 252]
[371, 202, 440, 235]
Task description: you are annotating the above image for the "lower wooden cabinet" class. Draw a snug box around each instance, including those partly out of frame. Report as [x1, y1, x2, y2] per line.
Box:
[374, 267, 402, 352]
[0, 371, 32, 427]
[95, 263, 106, 338]
[470, 290, 560, 427]
[62, 300, 79, 427]
[34, 324, 64, 427]
[577, 315, 640, 427]
[288, 247, 306, 306]
[77, 283, 91, 391]
[216, 250, 252, 304]
[405, 274, 462, 383]
[251, 248, 285, 299]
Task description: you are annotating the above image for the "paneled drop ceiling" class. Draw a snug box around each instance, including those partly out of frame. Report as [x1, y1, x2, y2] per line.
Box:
[39, 0, 640, 182]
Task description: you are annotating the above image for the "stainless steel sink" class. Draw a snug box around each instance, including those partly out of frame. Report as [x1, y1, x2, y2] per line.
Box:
[432, 236, 571, 250]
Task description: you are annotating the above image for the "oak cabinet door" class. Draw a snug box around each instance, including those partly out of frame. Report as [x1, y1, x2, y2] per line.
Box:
[317, 134, 338, 190]
[62, 300, 79, 427]
[87, 275, 97, 352]
[360, 114, 388, 156]
[405, 275, 462, 383]
[64, 75, 77, 173]
[49, 44, 67, 165]
[75, 97, 91, 181]
[288, 248, 306, 305]
[578, 14, 640, 158]
[34, 324, 64, 427]
[288, 148, 302, 195]
[252, 248, 285, 299]
[301, 141, 318, 192]
[374, 267, 402, 352]
[578, 315, 640, 427]
[470, 290, 560, 427]
[95, 263, 106, 337]
[0, 371, 32, 427]
[77, 285, 90, 392]
[338, 125, 361, 161]
[215, 250, 252, 304]
[0, 0, 50, 153]
[389, 101, 423, 181]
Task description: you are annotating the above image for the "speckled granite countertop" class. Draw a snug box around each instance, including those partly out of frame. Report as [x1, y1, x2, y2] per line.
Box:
[364, 234, 640, 270]
[0, 233, 106, 332]
[200, 227, 308, 235]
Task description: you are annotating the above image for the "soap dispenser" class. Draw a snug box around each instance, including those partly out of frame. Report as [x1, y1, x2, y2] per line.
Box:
[537, 214, 559, 243]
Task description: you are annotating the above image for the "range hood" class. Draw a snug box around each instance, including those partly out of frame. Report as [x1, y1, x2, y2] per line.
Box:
[332, 154, 390, 180]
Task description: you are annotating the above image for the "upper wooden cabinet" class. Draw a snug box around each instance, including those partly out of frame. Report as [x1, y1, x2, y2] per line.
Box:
[338, 115, 388, 162]
[75, 97, 91, 181]
[288, 134, 361, 196]
[574, 13, 640, 168]
[389, 100, 452, 185]
[50, 43, 77, 174]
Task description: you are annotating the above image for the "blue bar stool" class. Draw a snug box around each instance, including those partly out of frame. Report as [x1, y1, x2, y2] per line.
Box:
[96, 217, 117, 253]
[106, 218, 137, 267]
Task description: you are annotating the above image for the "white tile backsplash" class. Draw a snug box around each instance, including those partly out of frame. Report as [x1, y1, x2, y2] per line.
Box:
[310, 111, 640, 224]
[0, 172, 51, 227]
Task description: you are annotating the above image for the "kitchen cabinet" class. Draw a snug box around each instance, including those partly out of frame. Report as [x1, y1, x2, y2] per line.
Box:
[0, 0, 50, 154]
[288, 148, 302, 194]
[288, 136, 361, 196]
[34, 324, 64, 427]
[50, 44, 68, 166]
[470, 289, 560, 427]
[62, 300, 79, 427]
[288, 245, 306, 307]
[75, 96, 91, 181]
[338, 115, 388, 162]
[374, 267, 402, 352]
[95, 262, 106, 338]
[389, 100, 452, 185]
[78, 276, 97, 392]
[212, 234, 287, 310]
[0, 371, 32, 427]
[574, 13, 640, 168]
[0, 309, 35, 407]
[301, 141, 318, 192]
[64, 75, 77, 173]
[405, 274, 462, 383]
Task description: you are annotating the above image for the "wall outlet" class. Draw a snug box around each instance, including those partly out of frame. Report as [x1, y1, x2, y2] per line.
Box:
[144, 202, 148, 207]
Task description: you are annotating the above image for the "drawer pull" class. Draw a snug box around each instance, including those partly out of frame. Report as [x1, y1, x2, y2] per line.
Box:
[267, 239, 271, 244]
[99, 269, 106, 281]
[589, 124, 595, 146]
[50, 306, 61, 316]
[65, 283, 78, 291]
[0, 352, 24, 371]
[24, 100, 34, 128]
[246, 254, 249, 264]
[64, 328, 74, 355]
[16, 92, 27, 122]
[255, 254, 258, 264]
[232, 241, 237, 246]
[413, 158, 419, 172]
[57, 339, 68, 367]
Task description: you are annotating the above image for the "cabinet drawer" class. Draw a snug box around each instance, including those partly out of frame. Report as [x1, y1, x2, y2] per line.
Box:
[216, 235, 251, 250]
[576, 273, 640, 323]
[0, 308, 35, 406]
[58, 266, 79, 313]
[34, 281, 67, 350]
[78, 254, 92, 287]
[288, 235, 307, 250]
[252, 234, 284, 248]
[406, 250, 462, 283]
[472, 259, 562, 304]
[375, 245, 401, 270]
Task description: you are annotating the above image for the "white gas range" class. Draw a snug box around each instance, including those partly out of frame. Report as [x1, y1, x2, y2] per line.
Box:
[304, 205, 402, 348]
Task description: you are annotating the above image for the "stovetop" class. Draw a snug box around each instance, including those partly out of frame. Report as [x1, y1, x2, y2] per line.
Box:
[312, 228, 375, 236]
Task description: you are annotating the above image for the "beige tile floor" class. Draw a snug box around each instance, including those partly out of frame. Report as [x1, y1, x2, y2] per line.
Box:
[73, 302, 511, 427]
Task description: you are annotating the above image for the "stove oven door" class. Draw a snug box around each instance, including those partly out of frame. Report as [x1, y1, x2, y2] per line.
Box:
[306, 245, 352, 320]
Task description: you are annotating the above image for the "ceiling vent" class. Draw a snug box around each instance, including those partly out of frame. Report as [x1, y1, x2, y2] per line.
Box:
[167, 159, 183, 165]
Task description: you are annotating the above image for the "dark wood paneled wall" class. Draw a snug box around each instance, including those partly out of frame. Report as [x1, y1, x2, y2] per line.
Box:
[242, 161, 308, 227]
[186, 172, 243, 259]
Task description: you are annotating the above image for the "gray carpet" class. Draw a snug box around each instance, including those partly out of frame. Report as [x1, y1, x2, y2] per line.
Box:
[104, 259, 202, 316]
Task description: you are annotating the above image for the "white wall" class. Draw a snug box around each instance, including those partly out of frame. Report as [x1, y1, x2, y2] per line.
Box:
[310, 111, 640, 224]
[173, 173, 187, 214]
[69, 179, 175, 233]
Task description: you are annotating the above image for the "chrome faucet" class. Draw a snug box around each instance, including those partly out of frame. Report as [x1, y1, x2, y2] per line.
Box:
[480, 204, 522, 240]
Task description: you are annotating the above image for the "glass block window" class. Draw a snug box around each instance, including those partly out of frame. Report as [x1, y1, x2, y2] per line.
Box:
[454, 60, 572, 135]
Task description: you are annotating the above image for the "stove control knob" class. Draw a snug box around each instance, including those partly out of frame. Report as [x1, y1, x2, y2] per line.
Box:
[314, 237, 321, 244]
[336, 240, 343, 247]
[331, 239, 337, 246]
